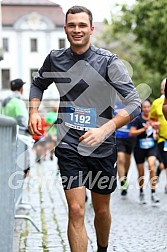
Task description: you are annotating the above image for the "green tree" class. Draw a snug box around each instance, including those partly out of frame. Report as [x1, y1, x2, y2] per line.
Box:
[114, 0, 167, 75]
[95, 0, 167, 99]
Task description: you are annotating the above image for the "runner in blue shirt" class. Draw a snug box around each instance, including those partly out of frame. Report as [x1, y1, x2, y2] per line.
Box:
[115, 100, 135, 196]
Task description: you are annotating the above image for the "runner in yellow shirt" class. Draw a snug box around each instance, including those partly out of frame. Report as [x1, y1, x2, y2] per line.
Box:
[162, 79, 167, 120]
[150, 78, 167, 193]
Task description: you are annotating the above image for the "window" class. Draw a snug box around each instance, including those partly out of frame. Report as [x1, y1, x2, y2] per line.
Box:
[3, 38, 9, 52]
[30, 68, 38, 83]
[2, 69, 10, 89]
[58, 39, 65, 49]
[30, 38, 38, 52]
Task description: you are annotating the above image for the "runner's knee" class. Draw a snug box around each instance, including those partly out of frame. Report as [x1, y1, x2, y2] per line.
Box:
[68, 203, 85, 223]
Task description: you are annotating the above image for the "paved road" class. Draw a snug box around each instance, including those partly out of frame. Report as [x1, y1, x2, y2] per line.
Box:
[14, 153, 167, 252]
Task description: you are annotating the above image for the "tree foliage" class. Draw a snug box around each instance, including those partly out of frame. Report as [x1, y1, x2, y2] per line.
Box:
[114, 0, 167, 75]
[95, 0, 167, 99]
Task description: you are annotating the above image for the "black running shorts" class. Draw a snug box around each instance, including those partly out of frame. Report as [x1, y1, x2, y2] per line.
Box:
[134, 146, 157, 164]
[116, 137, 135, 154]
[157, 141, 167, 168]
[55, 147, 117, 194]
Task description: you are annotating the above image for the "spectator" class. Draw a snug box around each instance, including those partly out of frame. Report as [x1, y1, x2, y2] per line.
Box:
[1, 78, 28, 128]
[1, 78, 29, 176]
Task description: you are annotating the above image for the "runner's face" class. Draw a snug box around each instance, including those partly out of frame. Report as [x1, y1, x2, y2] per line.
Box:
[64, 12, 94, 52]
[142, 101, 151, 116]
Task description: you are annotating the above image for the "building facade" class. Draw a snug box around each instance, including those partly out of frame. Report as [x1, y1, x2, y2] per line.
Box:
[0, 0, 68, 100]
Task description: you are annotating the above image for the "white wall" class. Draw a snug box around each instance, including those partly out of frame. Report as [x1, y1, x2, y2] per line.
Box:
[0, 13, 68, 101]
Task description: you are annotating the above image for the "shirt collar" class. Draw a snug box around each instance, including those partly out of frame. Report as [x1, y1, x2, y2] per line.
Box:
[66, 44, 93, 60]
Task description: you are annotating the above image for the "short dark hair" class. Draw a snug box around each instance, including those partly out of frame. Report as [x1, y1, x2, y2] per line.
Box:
[65, 6, 93, 26]
[10, 78, 25, 91]
[141, 99, 151, 111]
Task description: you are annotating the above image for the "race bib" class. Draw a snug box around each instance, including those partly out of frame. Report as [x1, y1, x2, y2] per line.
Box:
[65, 104, 96, 131]
[164, 140, 167, 151]
[139, 138, 155, 149]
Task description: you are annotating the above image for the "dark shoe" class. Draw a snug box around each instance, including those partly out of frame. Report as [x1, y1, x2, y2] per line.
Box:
[121, 189, 127, 196]
[121, 180, 128, 196]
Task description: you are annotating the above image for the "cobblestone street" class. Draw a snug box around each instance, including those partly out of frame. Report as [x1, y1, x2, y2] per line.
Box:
[13, 153, 167, 252]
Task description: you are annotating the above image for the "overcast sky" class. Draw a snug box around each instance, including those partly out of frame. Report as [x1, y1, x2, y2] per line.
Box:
[50, 0, 136, 22]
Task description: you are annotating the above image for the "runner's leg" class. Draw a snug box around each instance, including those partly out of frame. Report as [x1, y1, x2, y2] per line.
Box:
[91, 191, 111, 249]
[65, 186, 87, 252]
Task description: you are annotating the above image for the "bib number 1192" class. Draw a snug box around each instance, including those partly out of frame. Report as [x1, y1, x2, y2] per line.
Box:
[69, 113, 91, 124]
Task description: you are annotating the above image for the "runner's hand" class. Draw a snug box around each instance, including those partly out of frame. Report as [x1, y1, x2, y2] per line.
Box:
[79, 128, 107, 146]
[28, 112, 42, 136]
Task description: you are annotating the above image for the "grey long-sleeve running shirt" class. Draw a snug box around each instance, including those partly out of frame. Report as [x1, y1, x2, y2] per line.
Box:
[29, 44, 141, 157]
